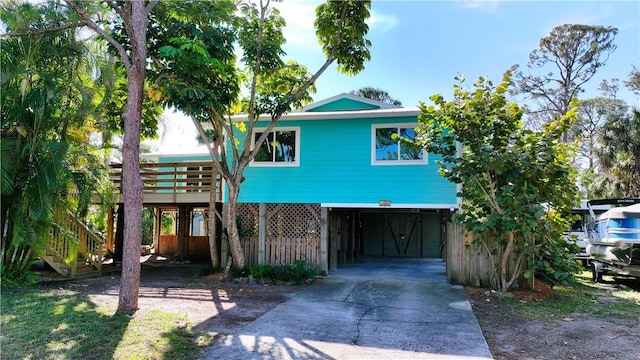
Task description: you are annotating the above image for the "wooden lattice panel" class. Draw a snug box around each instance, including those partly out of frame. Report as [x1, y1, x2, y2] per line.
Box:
[266, 203, 321, 239]
[237, 203, 259, 236]
[236, 203, 322, 268]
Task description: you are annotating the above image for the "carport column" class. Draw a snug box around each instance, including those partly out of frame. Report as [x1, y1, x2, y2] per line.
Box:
[258, 203, 266, 264]
[321, 207, 329, 274]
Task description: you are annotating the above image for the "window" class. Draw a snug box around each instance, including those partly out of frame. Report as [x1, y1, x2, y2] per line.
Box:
[251, 127, 300, 166]
[372, 124, 426, 164]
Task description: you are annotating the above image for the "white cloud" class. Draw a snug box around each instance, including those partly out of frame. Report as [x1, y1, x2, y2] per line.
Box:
[368, 11, 399, 33]
[274, 1, 322, 48]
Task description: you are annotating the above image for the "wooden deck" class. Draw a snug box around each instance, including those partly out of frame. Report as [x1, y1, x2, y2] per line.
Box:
[110, 161, 223, 204]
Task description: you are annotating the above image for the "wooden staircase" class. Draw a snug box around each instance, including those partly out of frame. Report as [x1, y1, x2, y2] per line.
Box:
[41, 211, 105, 279]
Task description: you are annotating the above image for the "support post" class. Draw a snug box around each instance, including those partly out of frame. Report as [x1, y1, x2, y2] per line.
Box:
[152, 207, 161, 254]
[258, 203, 266, 264]
[107, 207, 115, 252]
[177, 205, 189, 260]
[321, 207, 329, 275]
[329, 211, 338, 271]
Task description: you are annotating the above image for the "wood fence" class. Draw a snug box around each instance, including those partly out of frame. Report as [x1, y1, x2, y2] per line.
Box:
[445, 221, 533, 289]
[242, 236, 321, 268]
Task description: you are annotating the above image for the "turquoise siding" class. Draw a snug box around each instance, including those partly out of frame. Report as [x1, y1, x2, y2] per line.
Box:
[307, 98, 379, 112]
[234, 116, 457, 206]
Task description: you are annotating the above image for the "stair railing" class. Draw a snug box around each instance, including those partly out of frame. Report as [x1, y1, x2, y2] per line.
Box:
[47, 209, 105, 277]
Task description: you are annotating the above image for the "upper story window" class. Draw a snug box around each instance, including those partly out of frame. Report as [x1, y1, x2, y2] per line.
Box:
[251, 127, 300, 167]
[372, 124, 427, 165]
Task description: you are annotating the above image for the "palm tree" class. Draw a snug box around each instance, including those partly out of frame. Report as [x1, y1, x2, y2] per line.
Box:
[1, 3, 112, 284]
[594, 108, 640, 197]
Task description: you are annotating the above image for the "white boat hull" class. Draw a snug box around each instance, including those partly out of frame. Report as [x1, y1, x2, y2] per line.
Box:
[585, 203, 640, 277]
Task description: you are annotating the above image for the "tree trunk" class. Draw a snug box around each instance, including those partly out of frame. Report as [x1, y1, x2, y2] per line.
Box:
[500, 232, 515, 291]
[225, 183, 245, 269]
[117, 2, 148, 313]
[208, 167, 219, 268]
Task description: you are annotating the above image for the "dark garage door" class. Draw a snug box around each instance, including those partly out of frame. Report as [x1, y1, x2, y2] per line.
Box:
[361, 212, 442, 258]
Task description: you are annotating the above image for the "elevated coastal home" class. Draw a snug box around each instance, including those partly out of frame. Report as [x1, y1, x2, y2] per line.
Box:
[139, 94, 463, 278]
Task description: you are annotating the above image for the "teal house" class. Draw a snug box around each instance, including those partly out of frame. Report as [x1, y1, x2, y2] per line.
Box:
[141, 94, 460, 274]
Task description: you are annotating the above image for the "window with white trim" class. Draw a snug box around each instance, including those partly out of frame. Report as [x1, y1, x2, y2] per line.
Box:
[372, 124, 426, 164]
[251, 127, 300, 166]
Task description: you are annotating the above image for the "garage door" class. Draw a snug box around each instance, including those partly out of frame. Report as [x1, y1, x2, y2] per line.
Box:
[361, 212, 442, 258]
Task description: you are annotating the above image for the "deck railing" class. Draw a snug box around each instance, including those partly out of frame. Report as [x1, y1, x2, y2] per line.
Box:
[110, 161, 222, 202]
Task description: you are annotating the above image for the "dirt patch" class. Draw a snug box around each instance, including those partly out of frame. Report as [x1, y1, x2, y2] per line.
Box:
[466, 282, 640, 360]
[39, 261, 306, 338]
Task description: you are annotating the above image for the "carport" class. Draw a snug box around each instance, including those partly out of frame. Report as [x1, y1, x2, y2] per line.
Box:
[327, 208, 448, 269]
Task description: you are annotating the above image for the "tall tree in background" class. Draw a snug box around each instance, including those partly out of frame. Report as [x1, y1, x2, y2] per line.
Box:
[351, 86, 402, 106]
[150, 0, 372, 270]
[572, 80, 628, 197]
[625, 66, 640, 95]
[594, 109, 640, 197]
[592, 72, 640, 198]
[511, 24, 617, 134]
[573, 82, 628, 168]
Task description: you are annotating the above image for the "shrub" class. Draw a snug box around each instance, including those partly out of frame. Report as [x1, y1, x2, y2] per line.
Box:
[247, 260, 316, 284]
[248, 264, 273, 279]
[196, 264, 221, 277]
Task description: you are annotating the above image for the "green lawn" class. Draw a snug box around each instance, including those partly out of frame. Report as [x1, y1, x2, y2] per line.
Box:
[0, 287, 214, 360]
[498, 271, 640, 321]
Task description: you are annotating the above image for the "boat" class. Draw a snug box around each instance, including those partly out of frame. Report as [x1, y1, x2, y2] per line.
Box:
[566, 200, 610, 265]
[585, 200, 640, 282]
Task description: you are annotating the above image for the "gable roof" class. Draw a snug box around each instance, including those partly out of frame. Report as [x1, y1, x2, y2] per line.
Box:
[303, 93, 402, 112]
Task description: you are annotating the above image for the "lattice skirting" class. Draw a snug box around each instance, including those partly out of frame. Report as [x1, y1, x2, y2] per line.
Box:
[237, 203, 322, 269]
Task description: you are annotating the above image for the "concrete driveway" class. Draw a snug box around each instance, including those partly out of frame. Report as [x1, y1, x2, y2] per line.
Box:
[202, 258, 492, 359]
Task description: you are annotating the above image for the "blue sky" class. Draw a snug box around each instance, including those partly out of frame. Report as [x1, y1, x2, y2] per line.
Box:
[275, 0, 640, 108]
[155, 0, 639, 152]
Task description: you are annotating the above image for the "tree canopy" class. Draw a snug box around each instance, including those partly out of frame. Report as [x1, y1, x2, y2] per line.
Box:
[147, 0, 372, 270]
[416, 73, 579, 290]
[351, 87, 402, 106]
[511, 24, 618, 132]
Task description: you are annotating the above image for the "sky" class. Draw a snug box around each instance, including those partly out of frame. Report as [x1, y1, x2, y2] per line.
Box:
[276, 0, 639, 107]
[154, 0, 640, 152]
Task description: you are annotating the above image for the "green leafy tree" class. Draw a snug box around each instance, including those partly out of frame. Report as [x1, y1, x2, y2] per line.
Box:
[0, 2, 112, 285]
[572, 80, 628, 197]
[625, 66, 640, 95]
[416, 74, 579, 291]
[149, 0, 372, 270]
[351, 87, 402, 106]
[574, 96, 628, 168]
[593, 108, 640, 197]
[511, 24, 618, 134]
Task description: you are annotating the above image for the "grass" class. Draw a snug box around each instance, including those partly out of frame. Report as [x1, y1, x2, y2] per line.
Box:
[0, 287, 215, 360]
[491, 270, 640, 322]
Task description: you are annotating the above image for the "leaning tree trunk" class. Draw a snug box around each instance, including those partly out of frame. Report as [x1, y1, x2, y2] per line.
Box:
[117, 2, 148, 313]
[225, 182, 245, 269]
